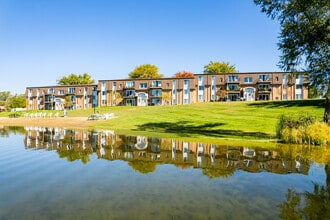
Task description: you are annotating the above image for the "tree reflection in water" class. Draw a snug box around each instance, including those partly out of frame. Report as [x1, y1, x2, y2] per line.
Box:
[278, 184, 330, 219]
[128, 160, 157, 174]
[3, 126, 330, 180]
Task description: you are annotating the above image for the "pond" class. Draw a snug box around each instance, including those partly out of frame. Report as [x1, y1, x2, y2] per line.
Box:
[0, 126, 329, 219]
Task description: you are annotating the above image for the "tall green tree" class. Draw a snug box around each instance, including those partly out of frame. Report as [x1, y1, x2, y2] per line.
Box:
[57, 73, 95, 85]
[0, 91, 10, 102]
[254, 0, 330, 124]
[9, 95, 26, 108]
[0, 91, 10, 108]
[129, 64, 163, 79]
[203, 61, 237, 74]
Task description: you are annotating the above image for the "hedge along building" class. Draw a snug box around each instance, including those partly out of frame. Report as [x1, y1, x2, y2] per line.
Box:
[25, 72, 308, 110]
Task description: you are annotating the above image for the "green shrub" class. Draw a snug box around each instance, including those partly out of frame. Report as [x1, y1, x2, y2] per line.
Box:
[277, 113, 329, 145]
[8, 112, 21, 118]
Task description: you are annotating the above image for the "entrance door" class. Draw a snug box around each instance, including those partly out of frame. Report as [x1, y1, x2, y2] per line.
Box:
[244, 87, 255, 101]
[137, 93, 148, 106]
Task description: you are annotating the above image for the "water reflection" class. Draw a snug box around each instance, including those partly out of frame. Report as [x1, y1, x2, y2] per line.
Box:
[9, 125, 325, 178]
[1, 126, 330, 219]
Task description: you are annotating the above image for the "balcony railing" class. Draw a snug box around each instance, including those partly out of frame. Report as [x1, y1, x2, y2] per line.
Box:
[258, 88, 272, 93]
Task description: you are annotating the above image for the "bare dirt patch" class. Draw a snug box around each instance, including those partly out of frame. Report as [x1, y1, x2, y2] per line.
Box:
[0, 117, 98, 129]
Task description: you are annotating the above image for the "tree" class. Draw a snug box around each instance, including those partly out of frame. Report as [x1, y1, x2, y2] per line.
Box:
[254, 0, 330, 124]
[129, 64, 163, 79]
[161, 91, 172, 105]
[203, 61, 237, 74]
[9, 95, 26, 108]
[57, 73, 95, 85]
[173, 71, 194, 78]
[64, 95, 74, 109]
[0, 91, 10, 108]
[0, 91, 10, 102]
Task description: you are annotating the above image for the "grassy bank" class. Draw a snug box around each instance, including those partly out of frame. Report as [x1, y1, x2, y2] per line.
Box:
[89, 99, 324, 142]
[1, 99, 325, 144]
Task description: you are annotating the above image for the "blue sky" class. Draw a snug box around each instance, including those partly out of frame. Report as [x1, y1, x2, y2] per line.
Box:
[0, 0, 280, 94]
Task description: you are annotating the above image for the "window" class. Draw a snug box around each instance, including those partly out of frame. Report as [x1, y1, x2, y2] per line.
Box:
[68, 87, 75, 93]
[183, 80, 190, 104]
[59, 90, 65, 95]
[258, 74, 270, 81]
[125, 90, 135, 97]
[228, 94, 239, 101]
[172, 80, 177, 105]
[48, 88, 55, 94]
[258, 84, 270, 90]
[211, 76, 216, 101]
[152, 80, 162, 87]
[126, 99, 136, 106]
[151, 98, 162, 105]
[228, 84, 239, 90]
[296, 84, 303, 89]
[152, 89, 162, 97]
[296, 94, 302, 100]
[126, 81, 135, 88]
[258, 94, 269, 100]
[244, 77, 253, 83]
[228, 75, 238, 82]
[140, 83, 147, 89]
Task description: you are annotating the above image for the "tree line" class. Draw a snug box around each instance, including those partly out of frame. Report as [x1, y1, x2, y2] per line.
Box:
[0, 92, 26, 111]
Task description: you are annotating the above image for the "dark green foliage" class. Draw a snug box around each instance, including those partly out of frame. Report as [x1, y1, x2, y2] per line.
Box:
[254, 0, 330, 123]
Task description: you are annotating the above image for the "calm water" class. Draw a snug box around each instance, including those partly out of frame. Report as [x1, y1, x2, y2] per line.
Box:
[0, 126, 329, 220]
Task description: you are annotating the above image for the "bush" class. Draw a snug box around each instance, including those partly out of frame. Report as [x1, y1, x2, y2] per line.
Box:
[277, 113, 329, 145]
[8, 112, 21, 118]
[305, 122, 330, 145]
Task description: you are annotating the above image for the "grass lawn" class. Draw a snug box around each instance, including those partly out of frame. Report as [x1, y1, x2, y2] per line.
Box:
[1, 99, 325, 145]
[88, 99, 325, 143]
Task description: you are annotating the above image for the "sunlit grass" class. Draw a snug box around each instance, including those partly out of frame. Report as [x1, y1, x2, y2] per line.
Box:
[90, 99, 324, 142]
[0, 99, 325, 143]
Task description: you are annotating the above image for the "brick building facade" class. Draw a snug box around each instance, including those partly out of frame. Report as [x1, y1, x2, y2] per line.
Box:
[26, 72, 308, 110]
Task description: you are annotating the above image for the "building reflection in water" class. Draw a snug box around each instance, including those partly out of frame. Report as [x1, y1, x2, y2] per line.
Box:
[22, 126, 311, 177]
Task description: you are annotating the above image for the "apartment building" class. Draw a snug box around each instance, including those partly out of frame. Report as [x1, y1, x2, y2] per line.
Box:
[26, 84, 97, 110]
[97, 72, 308, 107]
[25, 72, 308, 110]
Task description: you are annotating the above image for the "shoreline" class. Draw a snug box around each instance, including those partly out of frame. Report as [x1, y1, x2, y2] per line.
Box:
[0, 117, 97, 129]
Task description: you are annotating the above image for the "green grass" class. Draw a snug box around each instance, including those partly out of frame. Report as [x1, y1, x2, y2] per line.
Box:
[1, 99, 325, 144]
[90, 99, 324, 142]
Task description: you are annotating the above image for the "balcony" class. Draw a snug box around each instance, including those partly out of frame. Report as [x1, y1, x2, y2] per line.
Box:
[151, 93, 162, 98]
[227, 89, 240, 94]
[123, 94, 136, 98]
[258, 88, 272, 93]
